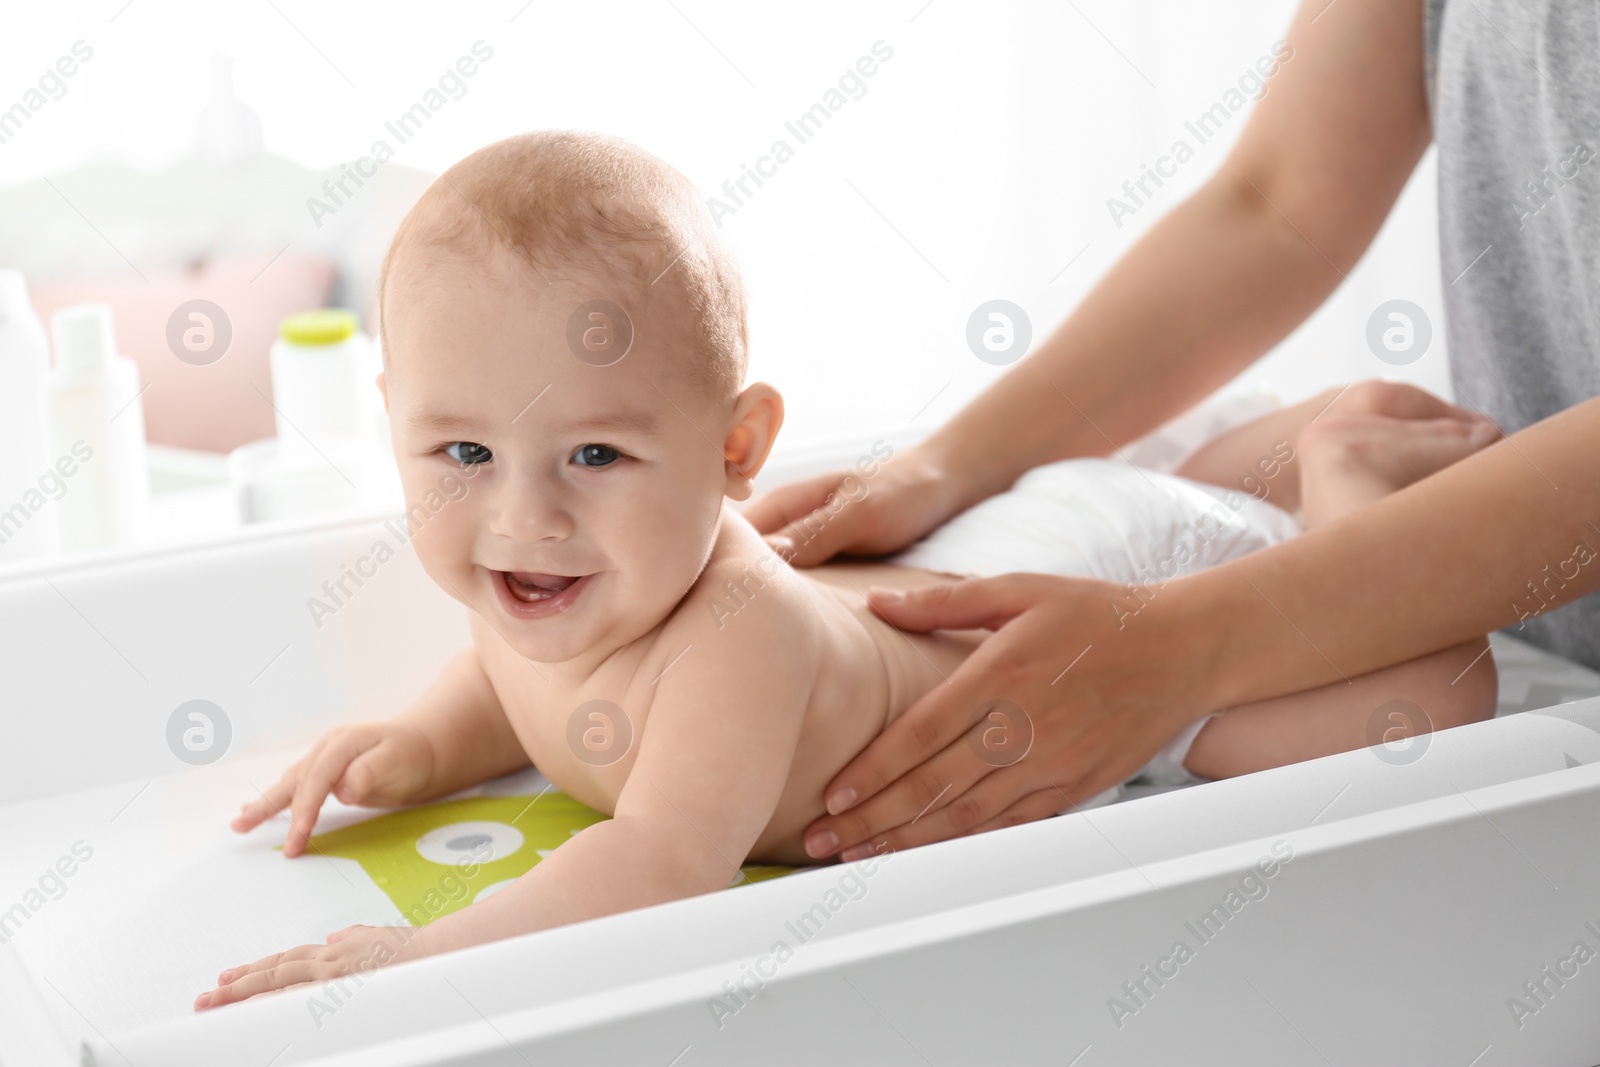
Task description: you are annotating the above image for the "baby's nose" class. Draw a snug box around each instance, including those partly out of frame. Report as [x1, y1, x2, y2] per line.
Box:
[488, 479, 575, 543]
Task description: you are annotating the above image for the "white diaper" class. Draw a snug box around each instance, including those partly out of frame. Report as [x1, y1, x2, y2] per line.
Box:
[890, 457, 1300, 795]
[892, 457, 1299, 587]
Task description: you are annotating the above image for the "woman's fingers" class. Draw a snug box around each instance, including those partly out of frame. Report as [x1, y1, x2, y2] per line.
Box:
[866, 574, 1041, 634]
[812, 573, 1216, 860]
[743, 446, 966, 567]
[805, 727, 999, 859]
[961, 785, 1081, 839]
[769, 506, 856, 567]
[809, 576, 1043, 828]
[742, 472, 839, 536]
[834, 764, 1048, 860]
[765, 481, 879, 567]
[743, 471, 866, 566]
[818, 630, 1023, 826]
[829, 720, 1142, 859]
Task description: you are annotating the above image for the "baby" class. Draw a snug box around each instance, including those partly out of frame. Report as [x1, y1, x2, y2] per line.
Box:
[197, 131, 1501, 1010]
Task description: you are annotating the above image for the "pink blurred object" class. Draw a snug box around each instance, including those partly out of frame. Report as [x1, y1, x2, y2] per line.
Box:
[31, 253, 336, 454]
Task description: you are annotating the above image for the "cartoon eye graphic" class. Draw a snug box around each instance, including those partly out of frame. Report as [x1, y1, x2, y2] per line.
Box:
[415, 821, 525, 866]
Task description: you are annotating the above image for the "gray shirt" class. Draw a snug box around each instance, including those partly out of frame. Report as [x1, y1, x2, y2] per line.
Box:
[1425, 0, 1600, 669]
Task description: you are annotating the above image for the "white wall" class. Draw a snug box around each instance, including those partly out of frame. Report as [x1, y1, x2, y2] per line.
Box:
[0, 0, 1452, 449]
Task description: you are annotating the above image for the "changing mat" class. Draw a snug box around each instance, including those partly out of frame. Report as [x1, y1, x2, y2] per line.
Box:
[296, 787, 793, 928]
[0, 753, 791, 1044]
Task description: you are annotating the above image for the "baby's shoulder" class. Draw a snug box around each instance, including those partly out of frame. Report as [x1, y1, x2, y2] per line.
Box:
[654, 512, 821, 676]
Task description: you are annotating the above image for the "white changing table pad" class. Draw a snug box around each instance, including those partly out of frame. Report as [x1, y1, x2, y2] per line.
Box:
[3, 631, 1598, 1058]
[0, 746, 567, 1045]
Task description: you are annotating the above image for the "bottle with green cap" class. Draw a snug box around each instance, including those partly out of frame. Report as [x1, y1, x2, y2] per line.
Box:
[230, 307, 398, 524]
[269, 307, 368, 454]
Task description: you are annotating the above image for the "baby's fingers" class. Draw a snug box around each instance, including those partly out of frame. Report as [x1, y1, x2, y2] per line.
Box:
[231, 774, 297, 833]
[197, 947, 323, 1010]
[335, 742, 411, 806]
[285, 739, 365, 857]
[325, 923, 372, 944]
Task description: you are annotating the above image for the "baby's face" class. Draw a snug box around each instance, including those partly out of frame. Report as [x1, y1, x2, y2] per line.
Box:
[381, 246, 737, 666]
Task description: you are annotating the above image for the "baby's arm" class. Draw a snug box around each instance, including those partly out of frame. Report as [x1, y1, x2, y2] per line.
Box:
[416, 585, 816, 954]
[233, 646, 528, 856]
[393, 645, 531, 798]
[199, 573, 816, 1009]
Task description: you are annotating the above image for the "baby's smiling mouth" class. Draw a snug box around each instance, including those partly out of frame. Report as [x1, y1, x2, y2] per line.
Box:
[502, 571, 580, 600]
[487, 567, 594, 620]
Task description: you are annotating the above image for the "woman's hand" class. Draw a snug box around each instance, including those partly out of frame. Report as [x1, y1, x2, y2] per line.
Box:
[742, 442, 978, 567]
[801, 573, 1217, 860]
[232, 722, 438, 857]
[195, 924, 425, 1011]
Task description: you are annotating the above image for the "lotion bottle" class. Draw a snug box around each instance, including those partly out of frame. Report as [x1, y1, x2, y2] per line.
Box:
[43, 304, 150, 551]
[0, 270, 61, 563]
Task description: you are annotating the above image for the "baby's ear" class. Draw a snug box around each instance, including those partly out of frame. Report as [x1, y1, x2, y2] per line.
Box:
[375, 371, 389, 414]
[722, 383, 784, 501]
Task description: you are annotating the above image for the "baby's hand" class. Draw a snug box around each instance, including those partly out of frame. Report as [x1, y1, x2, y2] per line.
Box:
[232, 723, 436, 857]
[195, 924, 422, 1011]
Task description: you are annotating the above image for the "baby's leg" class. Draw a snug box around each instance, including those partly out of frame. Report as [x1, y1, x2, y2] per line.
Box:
[1173, 380, 1490, 515]
[1183, 638, 1497, 779]
[1180, 409, 1501, 780]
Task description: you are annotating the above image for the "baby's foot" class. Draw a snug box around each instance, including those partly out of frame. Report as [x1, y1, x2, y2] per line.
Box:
[1297, 412, 1501, 526]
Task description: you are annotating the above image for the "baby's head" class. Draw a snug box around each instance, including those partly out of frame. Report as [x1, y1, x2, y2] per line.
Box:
[376, 131, 783, 665]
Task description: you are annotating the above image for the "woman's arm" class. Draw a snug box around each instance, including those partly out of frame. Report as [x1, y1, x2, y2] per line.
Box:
[748, 0, 1432, 563]
[803, 397, 1600, 859]
[922, 0, 1433, 504]
[1193, 396, 1600, 705]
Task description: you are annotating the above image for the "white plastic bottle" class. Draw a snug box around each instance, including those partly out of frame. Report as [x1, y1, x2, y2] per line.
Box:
[43, 304, 151, 551]
[0, 270, 61, 564]
[228, 308, 401, 523]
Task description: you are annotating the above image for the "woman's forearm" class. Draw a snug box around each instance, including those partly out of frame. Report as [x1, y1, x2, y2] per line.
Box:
[920, 0, 1432, 507]
[924, 175, 1340, 503]
[1178, 396, 1600, 710]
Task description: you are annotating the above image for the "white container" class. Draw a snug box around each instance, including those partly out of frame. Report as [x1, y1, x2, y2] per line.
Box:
[226, 436, 401, 523]
[233, 308, 400, 523]
[42, 304, 151, 552]
[0, 270, 60, 563]
[268, 308, 370, 456]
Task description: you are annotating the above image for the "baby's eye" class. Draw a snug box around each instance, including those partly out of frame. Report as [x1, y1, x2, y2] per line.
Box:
[444, 442, 493, 466]
[572, 444, 620, 468]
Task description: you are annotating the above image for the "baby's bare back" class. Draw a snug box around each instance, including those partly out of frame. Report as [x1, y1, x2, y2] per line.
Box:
[757, 559, 984, 862]
[472, 516, 981, 866]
